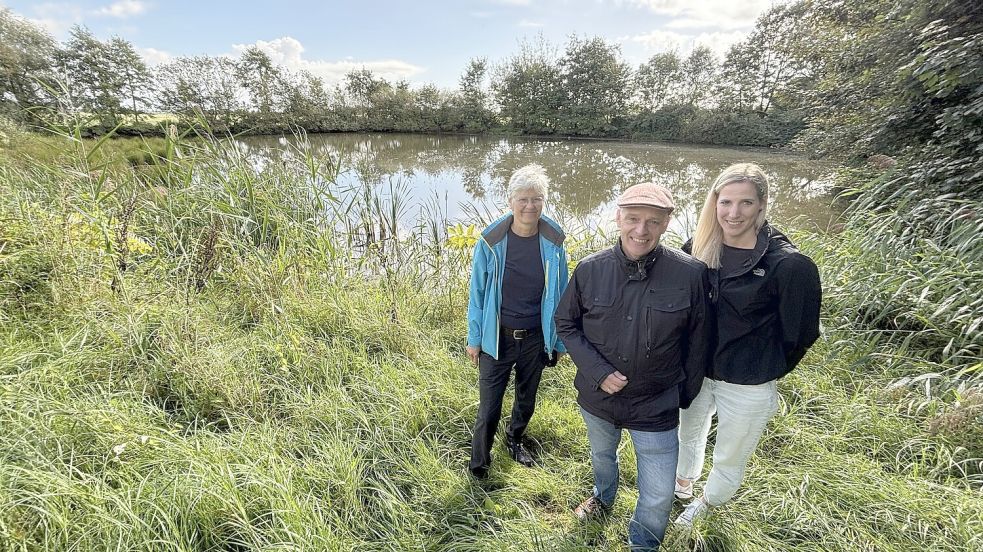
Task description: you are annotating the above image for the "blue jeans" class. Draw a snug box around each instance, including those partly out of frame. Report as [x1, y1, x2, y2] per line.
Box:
[581, 407, 678, 551]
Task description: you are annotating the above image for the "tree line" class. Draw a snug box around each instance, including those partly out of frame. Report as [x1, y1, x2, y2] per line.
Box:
[1, 0, 979, 155]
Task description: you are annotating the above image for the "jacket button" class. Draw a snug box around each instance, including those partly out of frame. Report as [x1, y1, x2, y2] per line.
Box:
[626, 315, 632, 321]
[668, 303, 673, 308]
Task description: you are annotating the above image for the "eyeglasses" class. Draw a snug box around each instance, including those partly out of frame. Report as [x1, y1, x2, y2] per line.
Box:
[514, 197, 545, 206]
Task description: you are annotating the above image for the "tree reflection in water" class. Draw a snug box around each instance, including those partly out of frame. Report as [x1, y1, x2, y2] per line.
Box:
[238, 133, 835, 240]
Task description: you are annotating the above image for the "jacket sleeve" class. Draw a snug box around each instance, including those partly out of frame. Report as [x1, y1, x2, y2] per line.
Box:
[466, 240, 489, 349]
[553, 245, 571, 354]
[680, 266, 711, 409]
[775, 253, 822, 370]
[554, 264, 616, 387]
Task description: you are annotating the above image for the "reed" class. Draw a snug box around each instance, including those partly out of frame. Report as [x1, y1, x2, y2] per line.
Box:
[0, 129, 980, 551]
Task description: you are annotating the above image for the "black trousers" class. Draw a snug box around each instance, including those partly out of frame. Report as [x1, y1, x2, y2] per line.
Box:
[469, 330, 546, 472]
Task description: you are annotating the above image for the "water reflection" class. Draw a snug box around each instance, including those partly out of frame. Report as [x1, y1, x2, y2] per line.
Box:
[238, 133, 835, 236]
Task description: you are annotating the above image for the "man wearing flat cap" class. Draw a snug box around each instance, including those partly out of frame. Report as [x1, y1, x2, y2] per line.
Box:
[555, 183, 710, 551]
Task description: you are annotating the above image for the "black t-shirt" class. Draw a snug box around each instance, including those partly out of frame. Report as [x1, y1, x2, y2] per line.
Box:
[720, 243, 756, 278]
[500, 230, 545, 329]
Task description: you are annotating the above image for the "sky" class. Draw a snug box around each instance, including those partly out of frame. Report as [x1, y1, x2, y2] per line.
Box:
[2, 0, 780, 89]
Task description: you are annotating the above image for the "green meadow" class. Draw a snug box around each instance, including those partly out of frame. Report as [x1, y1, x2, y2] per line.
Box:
[1, 127, 980, 551]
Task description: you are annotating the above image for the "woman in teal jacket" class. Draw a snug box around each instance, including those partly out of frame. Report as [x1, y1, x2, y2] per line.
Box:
[466, 164, 569, 479]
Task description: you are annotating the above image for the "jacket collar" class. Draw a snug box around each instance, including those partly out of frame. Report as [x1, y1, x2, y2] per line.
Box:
[482, 213, 566, 247]
[724, 222, 777, 278]
[614, 240, 664, 281]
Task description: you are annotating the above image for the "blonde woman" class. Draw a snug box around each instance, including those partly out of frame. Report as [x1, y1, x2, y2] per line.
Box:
[674, 163, 821, 525]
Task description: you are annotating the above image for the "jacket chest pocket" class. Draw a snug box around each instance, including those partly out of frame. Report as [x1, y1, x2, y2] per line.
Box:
[584, 293, 616, 323]
[585, 293, 615, 308]
[645, 289, 690, 346]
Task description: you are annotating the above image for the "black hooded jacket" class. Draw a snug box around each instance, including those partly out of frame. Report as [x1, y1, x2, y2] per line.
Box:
[684, 223, 821, 385]
[555, 242, 710, 431]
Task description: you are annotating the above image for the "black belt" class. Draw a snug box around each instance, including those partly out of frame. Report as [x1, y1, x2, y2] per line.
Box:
[501, 325, 541, 340]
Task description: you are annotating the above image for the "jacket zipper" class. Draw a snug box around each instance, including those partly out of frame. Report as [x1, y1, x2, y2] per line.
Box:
[543, 256, 551, 358]
[485, 235, 501, 358]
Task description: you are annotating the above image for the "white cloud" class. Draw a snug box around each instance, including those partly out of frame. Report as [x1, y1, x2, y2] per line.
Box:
[17, 1, 149, 39]
[623, 28, 747, 59]
[137, 47, 172, 65]
[663, 18, 715, 30]
[620, 0, 774, 30]
[95, 0, 149, 18]
[232, 37, 426, 85]
[25, 3, 85, 38]
[518, 19, 544, 27]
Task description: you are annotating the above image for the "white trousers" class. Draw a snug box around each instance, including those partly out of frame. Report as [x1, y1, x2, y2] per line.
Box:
[676, 378, 779, 506]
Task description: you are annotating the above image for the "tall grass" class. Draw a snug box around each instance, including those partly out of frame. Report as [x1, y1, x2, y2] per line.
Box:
[804, 162, 983, 480]
[1, 130, 981, 551]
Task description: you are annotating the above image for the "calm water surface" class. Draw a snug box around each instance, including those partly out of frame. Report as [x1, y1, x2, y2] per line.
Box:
[238, 133, 834, 237]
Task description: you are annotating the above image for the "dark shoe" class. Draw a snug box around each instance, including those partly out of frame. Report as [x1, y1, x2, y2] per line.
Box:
[469, 466, 489, 479]
[573, 495, 611, 522]
[506, 436, 535, 467]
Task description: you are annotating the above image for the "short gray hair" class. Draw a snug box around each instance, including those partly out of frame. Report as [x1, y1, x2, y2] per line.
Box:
[507, 164, 549, 201]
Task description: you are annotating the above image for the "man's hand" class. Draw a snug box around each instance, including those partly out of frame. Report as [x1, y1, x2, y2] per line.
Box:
[600, 371, 628, 394]
[466, 346, 480, 365]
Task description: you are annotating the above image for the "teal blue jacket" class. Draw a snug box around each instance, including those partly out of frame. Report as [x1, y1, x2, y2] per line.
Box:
[467, 213, 569, 360]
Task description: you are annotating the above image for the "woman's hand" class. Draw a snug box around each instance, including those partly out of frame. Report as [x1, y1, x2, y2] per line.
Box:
[466, 346, 480, 365]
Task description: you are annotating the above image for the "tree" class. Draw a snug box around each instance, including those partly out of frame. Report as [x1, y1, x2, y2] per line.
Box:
[416, 83, 448, 131]
[0, 8, 58, 122]
[681, 46, 718, 107]
[558, 36, 631, 136]
[155, 56, 243, 132]
[235, 47, 289, 118]
[719, 3, 809, 114]
[792, 0, 983, 195]
[344, 68, 385, 126]
[492, 36, 564, 134]
[635, 51, 684, 110]
[367, 79, 417, 131]
[457, 57, 494, 132]
[284, 70, 331, 130]
[105, 37, 151, 123]
[56, 26, 122, 125]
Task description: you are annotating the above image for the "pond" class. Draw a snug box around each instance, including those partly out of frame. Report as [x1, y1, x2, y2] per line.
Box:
[238, 133, 835, 238]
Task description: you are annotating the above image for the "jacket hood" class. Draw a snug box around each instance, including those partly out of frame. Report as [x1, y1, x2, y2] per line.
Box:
[762, 222, 795, 253]
[745, 222, 796, 268]
[481, 213, 566, 247]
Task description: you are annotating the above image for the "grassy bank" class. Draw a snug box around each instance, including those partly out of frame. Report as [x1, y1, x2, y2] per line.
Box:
[0, 133, 980, 551]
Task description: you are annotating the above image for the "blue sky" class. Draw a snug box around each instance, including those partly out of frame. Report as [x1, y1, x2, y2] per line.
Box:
[2, 0, 778, 88]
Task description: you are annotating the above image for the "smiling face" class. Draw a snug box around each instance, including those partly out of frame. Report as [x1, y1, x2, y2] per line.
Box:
[617, 205, 670, 260]
[715, 180, 764, 248]
[509, 189, 545, 231]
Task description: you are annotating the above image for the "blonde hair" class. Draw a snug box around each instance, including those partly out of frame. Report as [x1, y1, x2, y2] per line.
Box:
[691, 163, 770, 269]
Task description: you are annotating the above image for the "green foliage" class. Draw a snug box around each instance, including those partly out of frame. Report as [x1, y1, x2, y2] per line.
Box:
[0, 7, 820, 146]
[793, 0, 983, 162]
[493, 36, 565, 135]
[635, 52, 683, 110]
[0, 8, 58, 124]
[456, 58, 495, 133]
[557, 37, 631, 137]
[53, 27, 151, 130]
[1, 134, 981, 551]
[785, 0, 983, 398]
